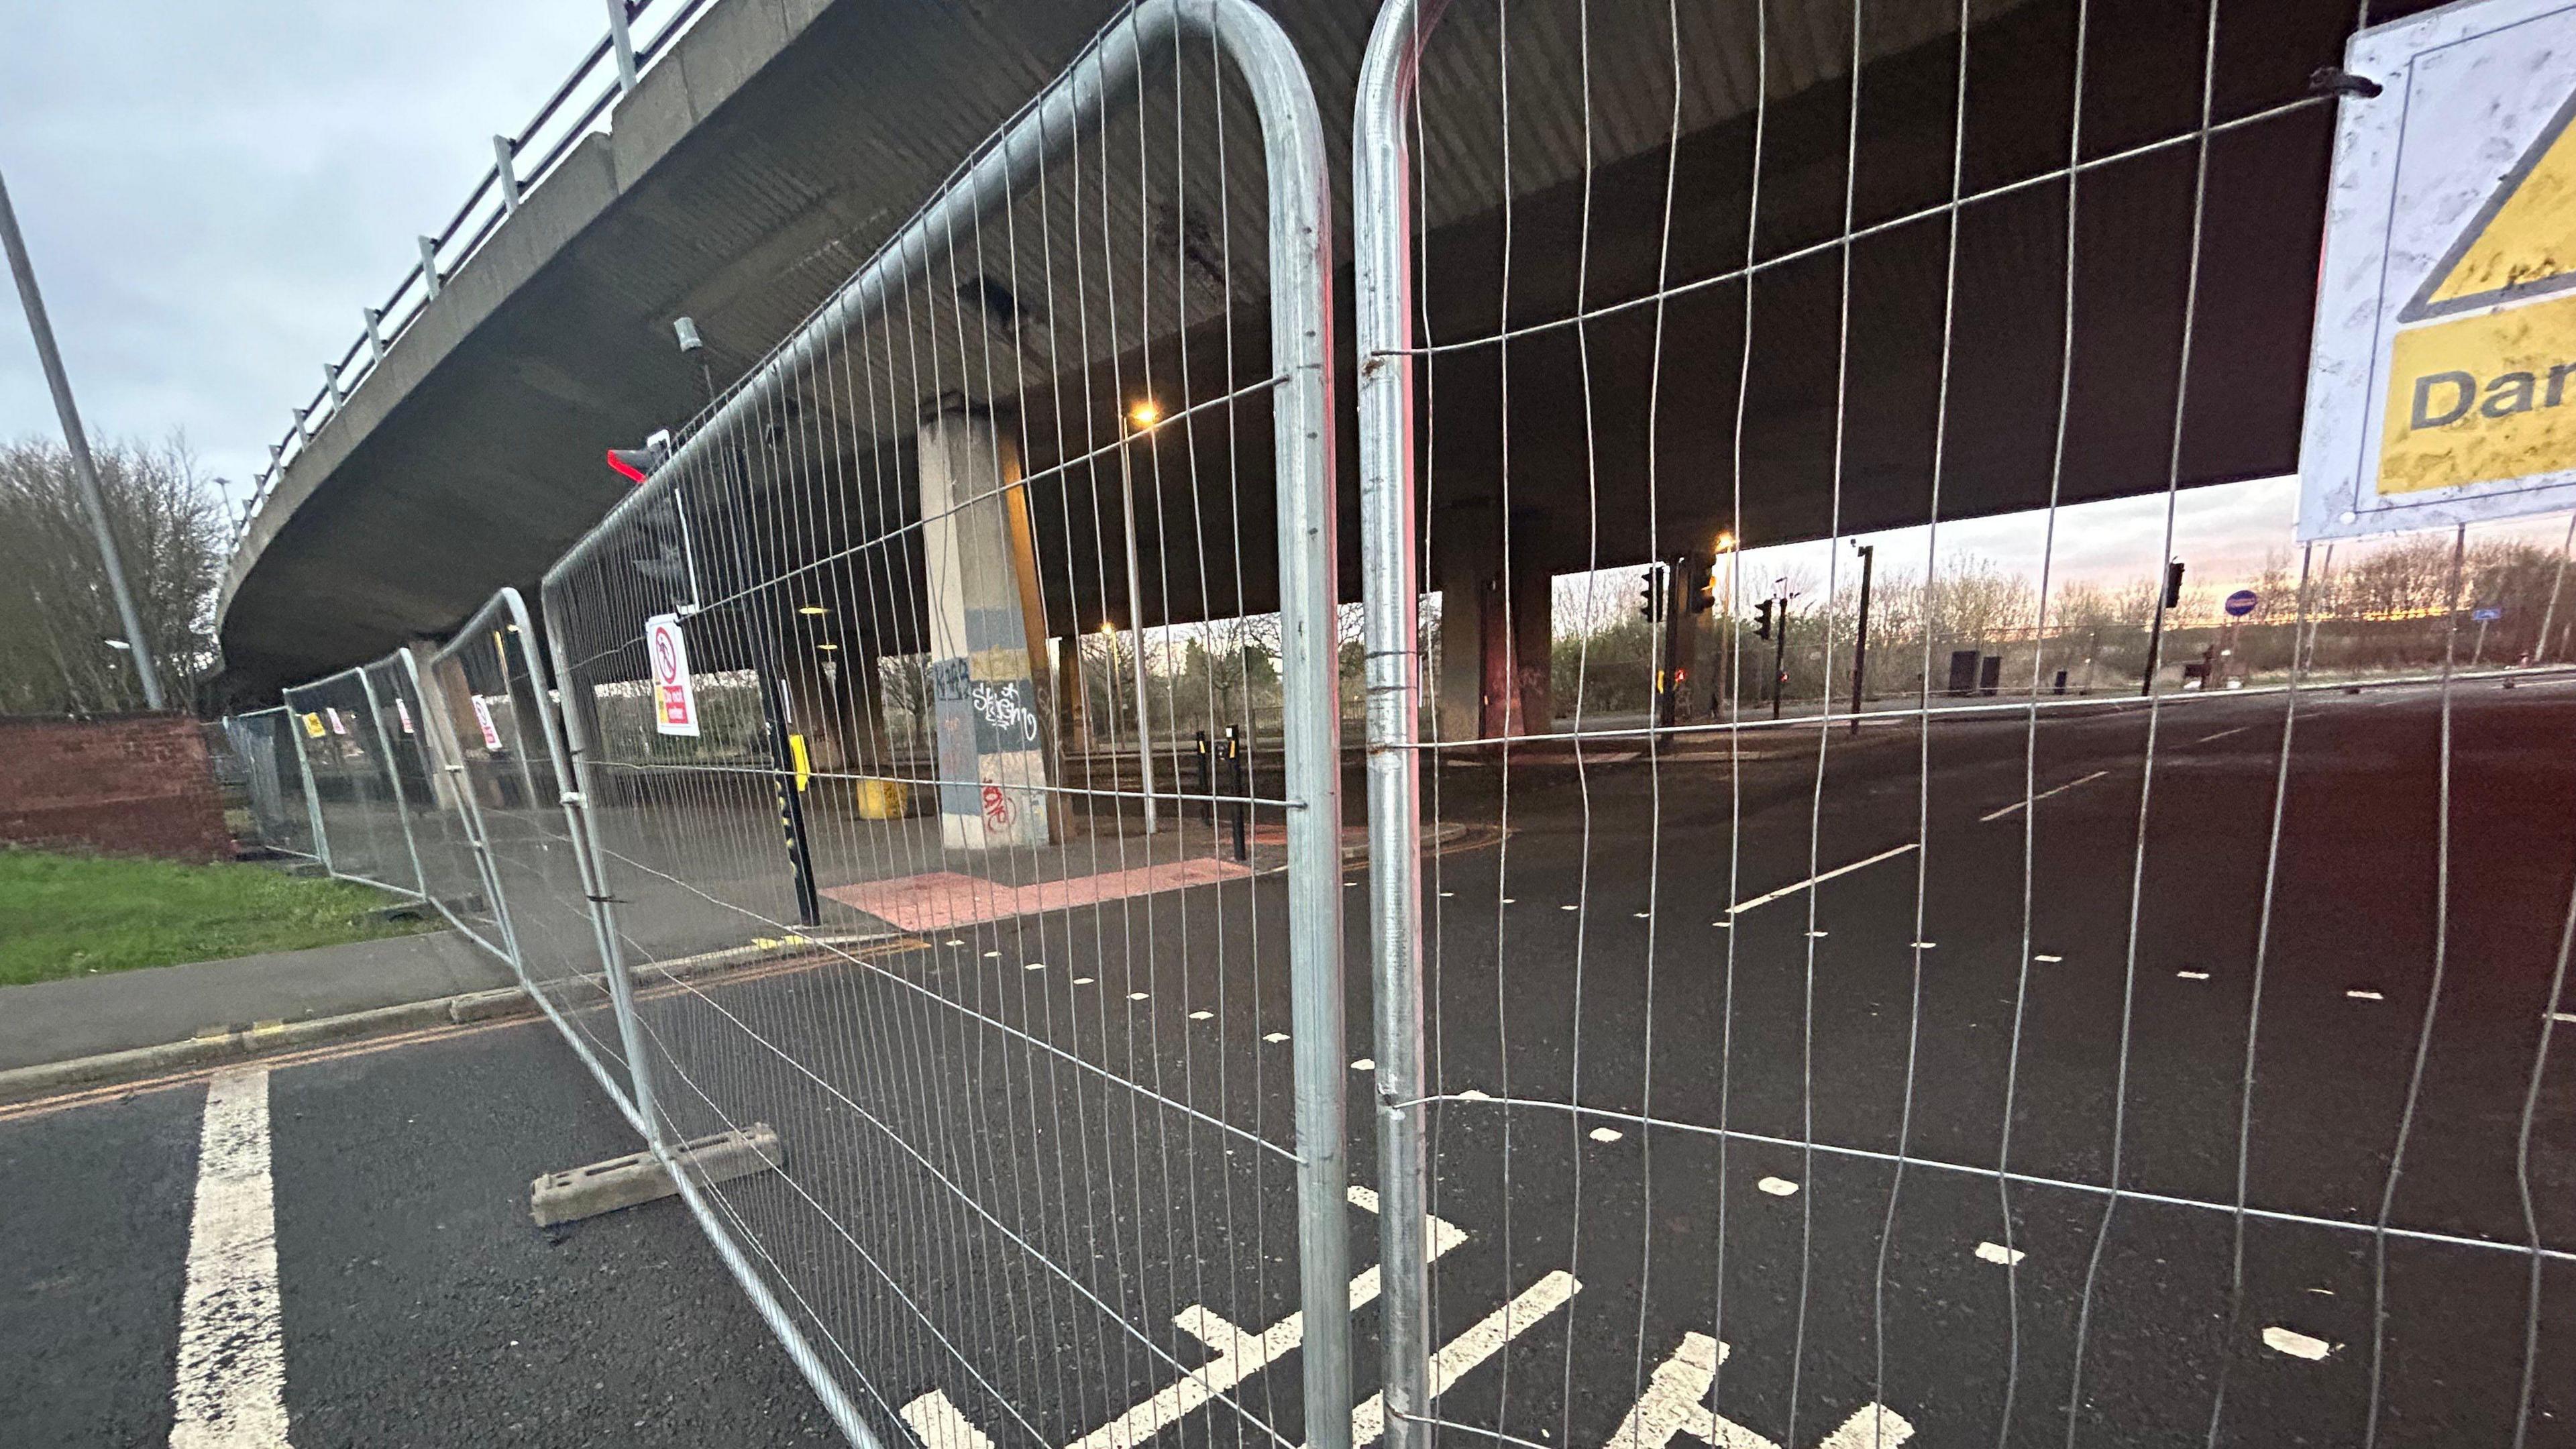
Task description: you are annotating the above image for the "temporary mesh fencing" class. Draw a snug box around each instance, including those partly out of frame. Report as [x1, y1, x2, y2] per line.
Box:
[233, 3, 1355, 1446]
[279, 667, 426, 898]
[219, 706, 321, 861]
[1354, 3, 2573, 1449]
[215, 1, 2576, 1446]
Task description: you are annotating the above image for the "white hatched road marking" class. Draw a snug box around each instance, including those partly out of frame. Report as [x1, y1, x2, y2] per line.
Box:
[1343, 1271, 1582, 1449]
[2263, 1326, 2334, 1360]
[171, 1066, 291, 1449]
[1978, 769, 2111, 822]
[904, 1390, 999, 1449]
[1607, 1332, 1913, 1449]
[1059, 1187, 1467, 1449]
[1727, 845, 1917, 916]
[2196, 726, 2250, 743]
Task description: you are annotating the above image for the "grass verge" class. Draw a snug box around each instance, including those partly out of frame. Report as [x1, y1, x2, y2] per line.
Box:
[0, 848, 432, 987]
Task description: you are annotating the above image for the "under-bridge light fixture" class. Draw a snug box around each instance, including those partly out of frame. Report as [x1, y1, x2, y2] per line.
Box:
[798, 604, 828, 616]
[815, 641, 840, 652]
[1127, 398, 1161, 430]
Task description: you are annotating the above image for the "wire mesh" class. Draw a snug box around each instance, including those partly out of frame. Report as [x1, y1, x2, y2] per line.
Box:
[1356, 4, 2574, 1449]
[523, 3, 1349, 1442]
[421, 588, 636, 1116]
[219, 706, 319, 861]
[279, 669, 425, 898]
[360, 651, 517, 961]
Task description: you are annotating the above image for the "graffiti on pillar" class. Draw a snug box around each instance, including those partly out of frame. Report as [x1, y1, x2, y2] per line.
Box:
[928, 658, 972, 702]
[980, 782, 1016, 830]
[969, 678, 1041, 750]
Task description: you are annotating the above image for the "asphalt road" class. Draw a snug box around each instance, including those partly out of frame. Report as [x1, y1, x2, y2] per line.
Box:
[3, 678, 2570, 1448]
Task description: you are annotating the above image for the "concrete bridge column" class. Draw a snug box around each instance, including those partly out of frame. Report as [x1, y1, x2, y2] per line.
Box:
[1434, 503, 1553, 745]
[918, 405, 1052, 849]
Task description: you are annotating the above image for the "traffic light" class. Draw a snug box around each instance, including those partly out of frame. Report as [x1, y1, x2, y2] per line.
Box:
[1638, 568, 1663, 623]
[2162, 559, 2186, 610]
[606, 437, 672, 484]
[1754, 600, 1774, 640]
[1690, 576, 1716, 613]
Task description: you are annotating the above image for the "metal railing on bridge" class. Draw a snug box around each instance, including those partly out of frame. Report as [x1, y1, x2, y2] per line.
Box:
[229, 0, 719, 548]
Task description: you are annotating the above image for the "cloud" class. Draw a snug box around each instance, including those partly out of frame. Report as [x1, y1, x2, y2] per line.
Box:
[0, 0, 608, 517]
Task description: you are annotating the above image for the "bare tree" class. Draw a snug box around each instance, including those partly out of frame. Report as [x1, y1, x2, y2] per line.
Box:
[0, 435, 225, 714]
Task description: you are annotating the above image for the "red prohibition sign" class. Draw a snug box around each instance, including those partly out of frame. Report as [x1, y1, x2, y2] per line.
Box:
[653, 628, 680, 684]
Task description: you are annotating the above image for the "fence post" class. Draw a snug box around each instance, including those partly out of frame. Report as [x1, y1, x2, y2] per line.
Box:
[401, 647, 529, 985]
[356, 665, 431, 900]
[526, 588, 666, 1150]
[291, 708, 331, 873]
[1356, 4, 1446, 1447]
[604, 0, 640, 92]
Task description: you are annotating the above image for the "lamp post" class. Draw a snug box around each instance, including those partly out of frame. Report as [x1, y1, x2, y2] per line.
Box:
[1120, 400, 1161, 835]
[1, 168, 164, 710]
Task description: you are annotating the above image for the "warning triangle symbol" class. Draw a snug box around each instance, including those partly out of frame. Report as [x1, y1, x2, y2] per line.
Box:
[2404, 87, 2576, 322]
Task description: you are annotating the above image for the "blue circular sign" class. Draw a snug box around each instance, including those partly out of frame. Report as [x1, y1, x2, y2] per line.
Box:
[2224, 589, 2259, 619]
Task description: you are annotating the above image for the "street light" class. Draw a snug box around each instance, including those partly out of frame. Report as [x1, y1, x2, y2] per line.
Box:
[1116, 400, 1161, 833]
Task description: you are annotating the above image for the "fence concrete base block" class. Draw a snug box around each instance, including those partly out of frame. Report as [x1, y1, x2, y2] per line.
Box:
[530, 1123, 784, 1227]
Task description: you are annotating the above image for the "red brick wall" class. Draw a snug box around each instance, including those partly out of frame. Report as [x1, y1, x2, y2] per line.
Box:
[0, 714, 233, 861]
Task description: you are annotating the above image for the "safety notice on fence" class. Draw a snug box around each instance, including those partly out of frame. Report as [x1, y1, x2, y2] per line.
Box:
[471, 696, 504, 752]
[394, 699, 413, 735]
[2302, 0, 2576, 540]
[647, 612, 700, 737]
[324, 707, 347, 736]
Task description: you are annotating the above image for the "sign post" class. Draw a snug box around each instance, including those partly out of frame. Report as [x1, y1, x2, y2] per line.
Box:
[2304, 1, 2576, 540]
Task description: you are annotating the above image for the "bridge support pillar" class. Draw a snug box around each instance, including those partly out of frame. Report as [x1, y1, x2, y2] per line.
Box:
[918, 405, 1053, 849]
[1434, 503, 1552, 747]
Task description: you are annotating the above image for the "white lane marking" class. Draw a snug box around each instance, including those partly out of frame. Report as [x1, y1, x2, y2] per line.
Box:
[1079, 1195, 1470, 1449]
[1814, 1407, 1919, 1449]
[945, 938, 967, 947]
[1501, 897, 1517, 904]
[1073, 977, 1095, 985]
[982, 950, 1002, 959]
[1188, 1010, 1214, 1021]
[2347, 989, 2384, 1001]
[1727, 845, 1919, 916]
[1345, 1271, 1582, 1449]
[1456, 1088, 1493, 1102]
[1757, 1177, 1799, 1197]
[1352, 1059, 1377, 1073]
[1909, 941, 1936, 951]
[1589, 1126, 1624, 1143]
[1979, 769, 2111, 822]
[1263, 1032, 1289, 1043]
[1562, 904, 1580, 912]
[1024, 961, 1046, 971]
[1607, 1334, 1914, 1449]
[1711, 920, 1733, 930]
[2177, 971, 2211, 981]
[1128, 992, 1150, 1002]
[1440, 891, 1456, 898]
[1806, 930, 1830, 939]
[1974, 1241, 2026, 1267]
[1633, 911, 1652, 919]
[2549, 1011, 2576, 1025]
[2033, 954, 2063, 963]
[2197, 726, 2251, 743]
[902, 1389, 996, 1449]
[171, 1066, 291, 1449]
[2263, 1326, 2333, 1360]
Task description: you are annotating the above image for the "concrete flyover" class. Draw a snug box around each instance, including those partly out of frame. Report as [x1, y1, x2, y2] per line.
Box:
[217, 0, 2434, 696]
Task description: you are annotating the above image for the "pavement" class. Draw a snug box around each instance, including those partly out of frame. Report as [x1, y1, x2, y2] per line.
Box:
[3, 678, 2571, 1447]
[0, 929, 513, 1074]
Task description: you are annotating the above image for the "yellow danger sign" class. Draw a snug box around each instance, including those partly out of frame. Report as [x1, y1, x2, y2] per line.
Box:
[2378, 90, 2576, 494]
[2302, 1, 2576, 540]
[301, 712, 326, 739]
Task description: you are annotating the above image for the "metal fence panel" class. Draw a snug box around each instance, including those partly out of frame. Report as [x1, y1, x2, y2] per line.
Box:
[280, 667, 425, 897]
[535, 3, 1346, 1443]
[362, 651, 519, 962]
[1356, 5, 2575, 1449]
[219, 706, 319, 860]
[423, 588, 638, 1123]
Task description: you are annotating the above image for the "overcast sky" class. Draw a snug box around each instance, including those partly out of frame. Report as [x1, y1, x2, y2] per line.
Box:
[0, 2, 610, 516]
